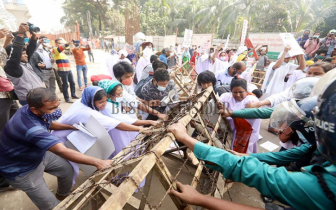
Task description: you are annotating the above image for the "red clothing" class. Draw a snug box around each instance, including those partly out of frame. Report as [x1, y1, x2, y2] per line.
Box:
[71, 46, 90, 66]
[90, 74, 112, 82]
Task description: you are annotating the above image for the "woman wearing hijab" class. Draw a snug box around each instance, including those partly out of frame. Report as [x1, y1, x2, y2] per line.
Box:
[52, 86, 145, 183]
[136, 43, 154, 82]
[98, 80, 159, 155]
[182, 48, 191, 64]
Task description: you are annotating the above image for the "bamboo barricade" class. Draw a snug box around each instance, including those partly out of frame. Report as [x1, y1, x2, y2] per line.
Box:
[55, 87, 232, 210]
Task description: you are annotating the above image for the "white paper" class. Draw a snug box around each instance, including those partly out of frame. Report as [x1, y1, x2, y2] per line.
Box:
[73, 123, 95, 137]
[65, 115, 115, 176]
[260, 141, 279, 152]
[67, 131, 97, 153]
[280, 33, 304, 57]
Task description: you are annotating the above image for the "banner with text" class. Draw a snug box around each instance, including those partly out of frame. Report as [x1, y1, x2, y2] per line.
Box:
[183, 29, 193, 48]
[240, 19, 248, 46]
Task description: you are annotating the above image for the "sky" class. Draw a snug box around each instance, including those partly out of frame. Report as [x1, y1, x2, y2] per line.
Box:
[25, 0, 65, 33]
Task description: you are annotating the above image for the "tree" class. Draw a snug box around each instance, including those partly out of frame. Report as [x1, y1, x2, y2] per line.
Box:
[125, 0, 140, 44]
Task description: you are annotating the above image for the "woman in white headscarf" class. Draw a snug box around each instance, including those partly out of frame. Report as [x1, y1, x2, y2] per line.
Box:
[210, 45, 229, 76]
[136, 43, 154, 82]
[52, 86, 146, 184]
[106, 49, 131, 78]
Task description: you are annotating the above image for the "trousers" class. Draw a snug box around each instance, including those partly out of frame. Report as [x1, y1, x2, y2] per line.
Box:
[7, 151, 74, 210]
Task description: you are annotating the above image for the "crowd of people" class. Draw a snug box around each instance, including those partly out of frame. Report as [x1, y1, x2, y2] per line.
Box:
[0, 23, 335, 210]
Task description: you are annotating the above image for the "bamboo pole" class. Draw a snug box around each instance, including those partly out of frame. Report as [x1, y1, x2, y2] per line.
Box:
[99, 88, 213, 210]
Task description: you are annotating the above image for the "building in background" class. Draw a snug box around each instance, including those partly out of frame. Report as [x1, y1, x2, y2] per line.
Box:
[1, 0, 31, 30]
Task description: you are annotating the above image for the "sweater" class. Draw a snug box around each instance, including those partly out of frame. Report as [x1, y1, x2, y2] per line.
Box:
[51, 44, 71, 71]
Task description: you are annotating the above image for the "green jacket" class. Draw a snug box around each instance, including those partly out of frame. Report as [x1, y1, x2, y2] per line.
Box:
[194, 142, 336, 210]
[232, 107, 275, 119]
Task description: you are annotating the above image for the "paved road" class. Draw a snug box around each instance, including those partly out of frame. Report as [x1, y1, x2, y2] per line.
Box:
[0, 49, 281, 209]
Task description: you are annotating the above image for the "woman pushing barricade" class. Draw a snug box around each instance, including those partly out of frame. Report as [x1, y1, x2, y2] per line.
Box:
[167, 71, 336, 210]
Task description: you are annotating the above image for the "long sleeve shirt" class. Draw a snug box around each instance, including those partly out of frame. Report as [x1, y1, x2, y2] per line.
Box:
[71, 46, 90, 66]
[232, 107, 274, 119]
[51, 44, 71, 71]
[194, 141, 336, 210]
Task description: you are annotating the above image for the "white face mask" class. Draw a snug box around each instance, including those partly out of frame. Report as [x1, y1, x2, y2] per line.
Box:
[220, 57, 226, 61]
[143, 47, 153, 60]
[115, 97, 124, 103]
[157, 85, 167, 92]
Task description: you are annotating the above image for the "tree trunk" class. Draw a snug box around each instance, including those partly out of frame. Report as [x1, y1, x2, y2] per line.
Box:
[125, 0, 140, 45]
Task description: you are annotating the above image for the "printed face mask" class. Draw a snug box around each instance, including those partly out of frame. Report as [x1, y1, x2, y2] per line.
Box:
[42, 107, 62, 121]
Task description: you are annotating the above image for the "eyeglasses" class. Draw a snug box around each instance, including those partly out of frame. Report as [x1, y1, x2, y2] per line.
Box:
[113, 93, 123, 97]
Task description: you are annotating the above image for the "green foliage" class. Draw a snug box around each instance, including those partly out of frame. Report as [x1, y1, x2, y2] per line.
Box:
[61, 0, 336, 39]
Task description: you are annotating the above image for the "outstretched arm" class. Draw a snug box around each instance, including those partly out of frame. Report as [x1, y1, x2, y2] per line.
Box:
[169, 182, 262, 210]
[49, 143, 112, 170]
[167, 122, 329, 210]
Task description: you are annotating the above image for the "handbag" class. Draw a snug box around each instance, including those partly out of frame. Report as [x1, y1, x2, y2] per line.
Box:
[0, 76, 14, 92]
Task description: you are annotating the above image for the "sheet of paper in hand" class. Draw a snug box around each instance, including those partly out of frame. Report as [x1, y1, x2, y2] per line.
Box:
[66, 115, 115, 176]
[280, 33, 304, 57]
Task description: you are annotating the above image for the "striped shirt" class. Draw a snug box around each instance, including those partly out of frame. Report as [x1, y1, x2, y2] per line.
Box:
[51, 44, 71, 71]
[0, 105, 61, 179]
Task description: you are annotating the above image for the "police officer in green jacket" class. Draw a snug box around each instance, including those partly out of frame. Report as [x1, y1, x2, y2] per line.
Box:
[167, 75, 336, 209]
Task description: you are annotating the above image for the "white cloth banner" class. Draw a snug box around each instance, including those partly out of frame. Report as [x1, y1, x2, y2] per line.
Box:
[183, 29, 193, 48]
[224, 34, 230, 49]
[240, 19, 248, 46]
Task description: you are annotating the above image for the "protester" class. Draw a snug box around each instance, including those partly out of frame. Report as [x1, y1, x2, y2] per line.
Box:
[106, 49, 131, 78]
[136, 44, 153, 82]
[0, 88, 112, 210]
[159, 48, 169, 64]
[210, 45, 229, 75]
[216, 61, 246, 85]
[71, 40, 91, 91]
[196, 52, 210, 74]
[37, 36, 57, 94]
[5, 24, 44, 106]
[248, 62, 331, 109]
[255, 46, 269, 70]
[98, 81, 159, 155]
[111, 62, 168, 120]
[182, 47, 191, 64]
[53, 86, 147, 162]
[197, 70, 216, 90]
[218, 77, 261, 153]
[168, 74, 336, 209]
[52, 38, 78, 103]
[263, 46, 305, 95]
[304, 31, 321, 60]
[141, 69, 178, 120]
[324, 57, 336, 67]
[138, 55, 159, 82]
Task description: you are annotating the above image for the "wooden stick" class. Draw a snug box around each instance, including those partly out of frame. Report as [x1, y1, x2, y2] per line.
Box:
[99, 89, 213, 210]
